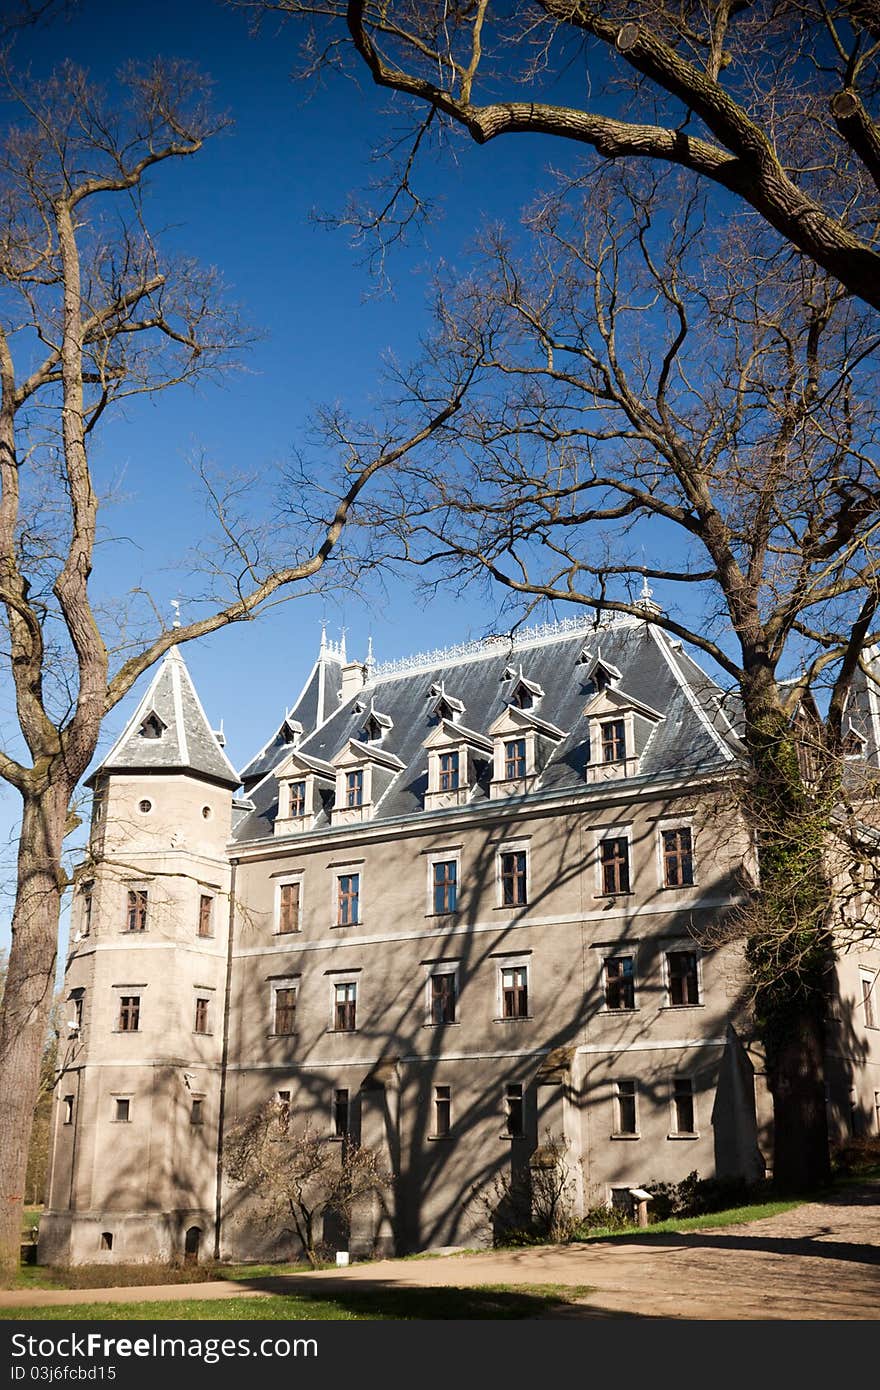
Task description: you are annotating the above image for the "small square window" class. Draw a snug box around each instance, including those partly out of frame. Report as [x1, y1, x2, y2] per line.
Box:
[334, 981, 357, 1032]
[114, 1097, 130, 1123]
[336, 874, 360, 926]
[667, 951, 700, 1006]
[500, 850, 528, 906]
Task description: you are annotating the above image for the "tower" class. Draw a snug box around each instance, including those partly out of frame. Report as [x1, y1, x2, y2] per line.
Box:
[39, 648, 239, 1265]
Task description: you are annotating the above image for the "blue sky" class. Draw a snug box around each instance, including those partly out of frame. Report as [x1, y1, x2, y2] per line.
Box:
[0, 0, 618, 943]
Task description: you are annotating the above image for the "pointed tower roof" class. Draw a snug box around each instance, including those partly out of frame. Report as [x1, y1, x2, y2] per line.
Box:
[88, 647, 239, 789]
[239, 631, 346, 791]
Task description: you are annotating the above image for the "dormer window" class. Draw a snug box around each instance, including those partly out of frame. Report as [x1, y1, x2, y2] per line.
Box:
[139, 713, 165, 740]
[504, 738, 526, 780]
[578, 651, 621, 696]
[601, 719, 627, 764]
[509, 676, 543, 711]
[279, 716, 302, 746]
[358, 707, 393, 743]
[500, 664, 517, 682]
[272, 750, 336, 836]
[345, 770, 364, 808]
[439, 751, 459, 792]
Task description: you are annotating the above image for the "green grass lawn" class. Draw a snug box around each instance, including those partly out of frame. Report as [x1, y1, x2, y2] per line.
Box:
[572, 1197, 802, 1242]
[0, 1283, 593, 1321]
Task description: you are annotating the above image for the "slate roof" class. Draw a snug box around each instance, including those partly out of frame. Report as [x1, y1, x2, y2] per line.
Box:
[239, 645, 345, 792]
[232, 616, 741, 845]
[89, 647, 239, 790]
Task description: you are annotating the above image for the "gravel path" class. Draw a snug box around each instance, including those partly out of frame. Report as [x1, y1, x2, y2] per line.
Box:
[3, 1184, 878, 1320]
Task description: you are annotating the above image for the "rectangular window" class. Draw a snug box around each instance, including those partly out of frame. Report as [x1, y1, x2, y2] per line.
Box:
[433, 1084, 451, 1137]
[439, 751, 459, 791]
[504, 1082, 524, 1138]
[662, 827, 694, 887]
[504, 738, 526, 780]
[501, 965, 528, 1018]
[429, 971, 457, 1025]
[601, 719, 627, 764]
[118, 995, 140, 1032]
[289, 780, 306, 817]
[334, 981, 357, 1031]
[500, 850, 528, 906]
[81, 884, 93, 937]
[333, 1088, 350, 1139]
[862, 972, 877, 1030]
[198, 894, 213, 938]
[604, 955, 635, 1010]
[614, 1079, 638, 1136]
[273, 986, 297, 1035]
[336, 874, 360, 926]
[114, 1098, 130, 1123]
[63, 1095, 74, 1125]
[69, 993, 84, 1030]
[345, 770, 364, 808]
[278, 882, 301, 935]
[667, 951, 700, 1006]
[194, 997, 210, 1034]
[672, 1077, 696, 1134]
[190, 1097, 204, 1125]
[126, 889, 148, 932]
[600, 838, 630, 895]
[432, 860, 458, 914]
[275, 1089, 291, 1135]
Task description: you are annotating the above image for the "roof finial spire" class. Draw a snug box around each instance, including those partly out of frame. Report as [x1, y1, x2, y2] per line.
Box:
[640, 574, 653, 603]
[340, 629, 347, 663]
[320, 621, 327, 654]
[365, 634, 374, 675]
[171, 598, 181, 629]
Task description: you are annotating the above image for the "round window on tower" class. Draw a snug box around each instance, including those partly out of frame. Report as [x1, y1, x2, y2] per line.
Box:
[138, 799, 152, 815]
[202, 806, 212, 820]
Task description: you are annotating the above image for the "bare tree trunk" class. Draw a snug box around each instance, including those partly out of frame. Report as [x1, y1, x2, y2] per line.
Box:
[0, 789, 68, 1282]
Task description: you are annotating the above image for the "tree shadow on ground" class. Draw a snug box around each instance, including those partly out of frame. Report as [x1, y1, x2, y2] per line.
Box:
[223, 1277, 641, 1319]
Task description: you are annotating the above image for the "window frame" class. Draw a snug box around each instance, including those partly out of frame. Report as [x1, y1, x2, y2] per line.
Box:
[345, 768, 364, 808]
[597, 833, 632, 897]
[497, 842, 529, 908]
[503, 1081, 525, 1139]
[270, 979, 299, 1036]
[600, 718, 627, 764]
[332, 979, 358, 1033]
[431, 1083, 452, 1138]
[670, 1075, 698, 1137]
[424, 963, 459, 1026]
[332, 1088, 350, 1140]
[663, 945, 703, 1008]
[499, 961, 530, 1020]
[197, 893, 214, 939]
[428, 853, 459, 916]
[112, 1095, 132, 1123]
[503, 737, 527, 780]
[612, 1078, 639, 1137]
[190, 1095, 205, 1126]
[334, 870, 361, 927]
[657, 819, 696, 889]
[79, 881, 93, 937]
[125, 886, 149, 933]
[602, 953, 637, 1012]
[438, 750, 460, 792]
[275, 875, 304, 936]
[63, 1095, 75, 1125]
[288, 779, 307, 818]
[193, 995, 211, 1035]
[861, 969, 878, 1030]
[116, 994, 141, 1033]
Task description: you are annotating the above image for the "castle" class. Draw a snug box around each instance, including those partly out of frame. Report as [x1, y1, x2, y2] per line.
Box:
[38, 611, 880, 1265]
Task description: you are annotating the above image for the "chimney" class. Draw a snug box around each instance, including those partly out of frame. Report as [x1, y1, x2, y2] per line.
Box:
[340, 660, 367, 702]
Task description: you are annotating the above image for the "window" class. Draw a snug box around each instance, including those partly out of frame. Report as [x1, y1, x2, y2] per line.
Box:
[600, 719, 626, 764]
[504, 1083, 524, 1138]
[63, 1095, 74, 1125]
[289, 780, 306, 817]
[194, 997, 210, 1034]
[662, 827, 694, 887]
[604, 955, 635, 1010]
[114, 1098, 130, 1123]
[672, 1077, 696, 1134]
[69, 993, 84, 1030]
[614, 1079, 638, 1136]
[118, 995, 140, 1032]
[138, 799, 152, 815]
[500, 850, 528, 906]
[334, 981, 357, 1031]
[667, 950, 700, 1006]
[501, 965, 528, 1018]
[336, 873, 360, 926]
[433, 1084, 451, 1137]
[190, 1097, 204, 1125]
[140, 713, 164, 739]
[126, 888, 148, 932]
[504, 738, 526, 780]
[439, 751, 459, 791]
[81, 883, 93, 937]
[432, 860, 457, 914]
[862, 971, 877, 1030]
[333, 1088, 350, 1139]
[276, 1090, 291, 1131]
[600, 838, 630, 895]
[273, 986, 297, 1035]
[429, 971, 457, 1025]
[197, 895, 213, 938]
[100, 1232, 113, 1251]
[278, 881, 301, 935]
[345, 770, 364, 808]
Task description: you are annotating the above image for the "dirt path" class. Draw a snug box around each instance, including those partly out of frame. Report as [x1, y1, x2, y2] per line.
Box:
[3, 1185, 879, 1320]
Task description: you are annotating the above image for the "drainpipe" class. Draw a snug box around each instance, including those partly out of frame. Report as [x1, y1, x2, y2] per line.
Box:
[213, 858, 237, 1260]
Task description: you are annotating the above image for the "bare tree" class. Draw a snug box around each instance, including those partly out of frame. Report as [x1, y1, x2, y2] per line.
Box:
[225, 1102, 390, 1267]
[241, 1, 880, 310]
[0, 58, 468, 1283]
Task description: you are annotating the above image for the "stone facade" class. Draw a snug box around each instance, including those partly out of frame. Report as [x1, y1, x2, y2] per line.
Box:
[39, 619, 880, 1265]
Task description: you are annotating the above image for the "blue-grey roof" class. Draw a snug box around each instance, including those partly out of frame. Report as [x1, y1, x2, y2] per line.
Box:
[239, 648, 344, 790]
[232, 618, 739, 844]
[90, 648, 239, 789]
